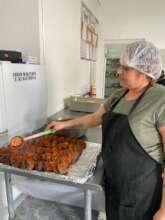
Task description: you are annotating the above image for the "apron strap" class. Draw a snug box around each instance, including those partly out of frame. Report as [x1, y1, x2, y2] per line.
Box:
[110, 90, 128, 111]
[128, 85, 150, 116]
[110, 85, 150, 115]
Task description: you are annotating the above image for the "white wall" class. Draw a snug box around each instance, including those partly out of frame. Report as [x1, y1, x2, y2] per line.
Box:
[0, 0, 40, 60]
[0, 0, 100, 115]
[96, 0, 165, 97]
[99, 0, 165, 48]
[40, 0, 100, 115]
[83, 0, 100, 18]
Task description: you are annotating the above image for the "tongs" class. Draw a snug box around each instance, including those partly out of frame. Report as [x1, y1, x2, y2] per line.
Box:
[10, 129, 54, 148]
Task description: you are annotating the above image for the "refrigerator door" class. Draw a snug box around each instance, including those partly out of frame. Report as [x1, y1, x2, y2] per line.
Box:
[1, 62, 47, 137]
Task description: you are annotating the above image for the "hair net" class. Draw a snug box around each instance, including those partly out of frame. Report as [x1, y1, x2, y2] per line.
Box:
[120, 41, 163, 80]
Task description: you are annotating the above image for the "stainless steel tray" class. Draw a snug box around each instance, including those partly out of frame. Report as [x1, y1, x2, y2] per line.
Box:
[0, 142, 101, 184]
[68, 96, 105, 113]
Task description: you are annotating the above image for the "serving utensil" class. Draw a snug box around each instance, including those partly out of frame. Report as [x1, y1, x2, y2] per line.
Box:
[10, 129, 54, 147]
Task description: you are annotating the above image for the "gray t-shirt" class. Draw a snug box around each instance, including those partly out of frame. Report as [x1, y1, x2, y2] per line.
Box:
[104, 84, 165, 164]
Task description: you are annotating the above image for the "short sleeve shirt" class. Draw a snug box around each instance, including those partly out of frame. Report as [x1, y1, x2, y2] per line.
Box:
[104, 84, 165, 164]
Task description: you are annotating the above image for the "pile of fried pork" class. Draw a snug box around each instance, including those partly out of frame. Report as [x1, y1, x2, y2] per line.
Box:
[0, 135, 86, 175]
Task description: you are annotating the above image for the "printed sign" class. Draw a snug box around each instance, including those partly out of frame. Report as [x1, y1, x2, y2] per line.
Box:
[13, 72, 36, 82]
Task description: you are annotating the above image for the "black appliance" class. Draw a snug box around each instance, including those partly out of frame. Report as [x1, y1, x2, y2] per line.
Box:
[0, 50, 22, 63]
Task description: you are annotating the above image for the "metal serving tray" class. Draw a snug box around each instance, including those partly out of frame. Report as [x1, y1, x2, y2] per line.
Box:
[68, 96, 105, 113]
[0, 142, 101, 184]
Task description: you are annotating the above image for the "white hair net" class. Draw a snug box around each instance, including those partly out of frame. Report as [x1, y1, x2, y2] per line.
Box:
[120, 41, 163, 80]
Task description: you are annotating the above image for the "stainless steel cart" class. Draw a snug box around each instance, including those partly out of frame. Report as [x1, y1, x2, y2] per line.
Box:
[0, 109, 104, 220]
[0, 156, 104, 220]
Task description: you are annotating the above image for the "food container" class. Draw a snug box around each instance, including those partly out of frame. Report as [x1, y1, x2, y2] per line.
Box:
[68, 96, 105, 113]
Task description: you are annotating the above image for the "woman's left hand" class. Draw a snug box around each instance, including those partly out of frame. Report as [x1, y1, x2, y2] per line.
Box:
[153, 209, 165, 220]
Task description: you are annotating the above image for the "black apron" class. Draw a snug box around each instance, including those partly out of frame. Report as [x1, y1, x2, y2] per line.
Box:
[102, 88, 162, 220]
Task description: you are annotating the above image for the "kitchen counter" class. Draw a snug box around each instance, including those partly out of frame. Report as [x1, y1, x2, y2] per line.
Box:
[48, 109, 102, 144]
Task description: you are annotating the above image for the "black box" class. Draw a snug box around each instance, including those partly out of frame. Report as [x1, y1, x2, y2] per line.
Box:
[0, 50, 22, 63]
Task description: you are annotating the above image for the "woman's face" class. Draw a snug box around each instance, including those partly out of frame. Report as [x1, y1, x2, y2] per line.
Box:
[117, 65, 149, 89]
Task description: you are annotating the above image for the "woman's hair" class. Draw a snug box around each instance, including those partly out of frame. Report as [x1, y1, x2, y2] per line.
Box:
[120, 41, 163, 80]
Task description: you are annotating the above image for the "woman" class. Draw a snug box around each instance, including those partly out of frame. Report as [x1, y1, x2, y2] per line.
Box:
[47, 41, 165, 220]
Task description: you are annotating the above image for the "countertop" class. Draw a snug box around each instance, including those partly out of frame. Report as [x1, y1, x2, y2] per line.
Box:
[48, 109, 102, 144]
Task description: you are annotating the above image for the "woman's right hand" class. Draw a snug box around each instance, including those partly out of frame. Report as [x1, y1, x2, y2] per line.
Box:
[46, 120, 71, 132]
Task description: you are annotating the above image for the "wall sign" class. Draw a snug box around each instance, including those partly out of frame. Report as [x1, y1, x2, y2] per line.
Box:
[80, 2, 99, 62]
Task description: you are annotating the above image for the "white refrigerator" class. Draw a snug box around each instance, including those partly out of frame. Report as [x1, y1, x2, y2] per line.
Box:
[0, 61, 47, 138]
[0, 61, 47, 220]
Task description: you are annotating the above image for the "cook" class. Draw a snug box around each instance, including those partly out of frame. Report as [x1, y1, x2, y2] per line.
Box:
[47, 41, 165, 220]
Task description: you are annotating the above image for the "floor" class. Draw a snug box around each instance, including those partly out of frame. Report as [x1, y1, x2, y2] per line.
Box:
[13, 196, 103, 220]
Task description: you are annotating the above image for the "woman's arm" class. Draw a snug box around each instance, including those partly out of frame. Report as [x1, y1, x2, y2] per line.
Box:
[153, 126, 165, 220]
[47, 106, 106, 132]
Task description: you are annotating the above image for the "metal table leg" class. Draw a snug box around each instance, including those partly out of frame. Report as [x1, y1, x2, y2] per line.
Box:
[84, 189, 92, 220]
[4, 172, 15, 220]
